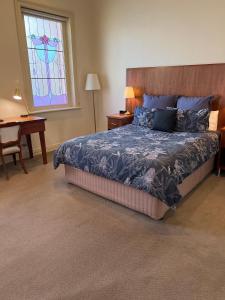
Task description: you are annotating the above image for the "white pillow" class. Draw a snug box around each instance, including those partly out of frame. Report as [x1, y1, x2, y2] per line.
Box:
[209, 110, 219, 131]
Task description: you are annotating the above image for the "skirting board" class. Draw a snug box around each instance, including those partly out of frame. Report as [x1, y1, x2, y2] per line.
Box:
[32, 142, 60, 156]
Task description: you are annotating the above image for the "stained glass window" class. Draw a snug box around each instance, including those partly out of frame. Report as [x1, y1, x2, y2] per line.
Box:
[23, 13, 68, 107]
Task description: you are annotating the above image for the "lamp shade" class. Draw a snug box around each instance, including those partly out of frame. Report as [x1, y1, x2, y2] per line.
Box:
[124, 86, 134, 99]
[13, 87, 22, 101]
[85, 73, 101, 91]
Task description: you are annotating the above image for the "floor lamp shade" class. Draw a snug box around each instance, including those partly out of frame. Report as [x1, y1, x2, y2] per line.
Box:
[85, 73, 101, 133]
[85, 74, 101, 91]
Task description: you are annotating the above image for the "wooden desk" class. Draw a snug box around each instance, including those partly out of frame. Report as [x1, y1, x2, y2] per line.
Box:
[0, 116, 47, 164]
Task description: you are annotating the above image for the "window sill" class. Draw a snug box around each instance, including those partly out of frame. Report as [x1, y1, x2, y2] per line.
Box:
[28, 106, 81, 114]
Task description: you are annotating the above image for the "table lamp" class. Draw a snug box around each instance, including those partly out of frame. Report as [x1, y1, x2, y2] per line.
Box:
[0, 86, 27, 122]
[0, 87, 23, 122]
[85, 73, 101, 132]
[13, 87, 29, 117]
[124, 86, 135, 114]
[13, 87, 22, 101]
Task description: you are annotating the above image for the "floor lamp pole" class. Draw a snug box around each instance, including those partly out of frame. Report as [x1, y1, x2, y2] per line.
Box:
[92, 91, 97, 132]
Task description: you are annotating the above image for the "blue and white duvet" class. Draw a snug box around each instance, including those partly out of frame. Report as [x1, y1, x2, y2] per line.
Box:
[54, 125, 219, 207]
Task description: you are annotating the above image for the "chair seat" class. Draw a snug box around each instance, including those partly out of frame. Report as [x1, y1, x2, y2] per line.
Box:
[2, 146, 20, 155]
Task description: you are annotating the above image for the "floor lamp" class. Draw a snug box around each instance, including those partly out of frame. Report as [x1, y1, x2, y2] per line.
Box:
[85, 73, 101, 132]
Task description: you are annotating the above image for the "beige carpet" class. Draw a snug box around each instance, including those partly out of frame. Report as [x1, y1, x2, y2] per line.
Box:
[0, 155, 225, 300]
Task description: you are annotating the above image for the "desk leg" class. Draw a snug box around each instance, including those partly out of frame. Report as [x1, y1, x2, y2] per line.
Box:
[39, 131, 47, 164]
[26, 134, 33, 159]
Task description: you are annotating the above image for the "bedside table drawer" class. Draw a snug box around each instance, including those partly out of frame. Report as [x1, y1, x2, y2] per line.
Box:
[108, 119, 121, 129]
[217, 126, 225, 175]
[107, 114, 134, 130]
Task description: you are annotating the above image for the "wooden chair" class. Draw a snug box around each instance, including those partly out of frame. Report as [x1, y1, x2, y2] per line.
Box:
[0, 123, 28, 180]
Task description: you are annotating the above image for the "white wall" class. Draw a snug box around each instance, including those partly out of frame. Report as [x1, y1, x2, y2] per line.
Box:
[2, 0, 225, 142]
[92, 0, 225, 130]
[0, 0, 96, 154]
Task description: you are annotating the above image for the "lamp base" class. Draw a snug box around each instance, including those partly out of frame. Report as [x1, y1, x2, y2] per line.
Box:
[125, 111, 131, 115]
[0, 119, 4, 122]
[20, 114, 29, 118]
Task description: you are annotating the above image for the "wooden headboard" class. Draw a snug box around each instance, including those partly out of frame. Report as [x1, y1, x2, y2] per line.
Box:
[126, 63, 225, 129]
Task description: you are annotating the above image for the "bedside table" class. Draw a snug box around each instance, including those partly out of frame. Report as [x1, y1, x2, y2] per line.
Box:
[217, 126, 225, 175]
[107, 114, 134, 130]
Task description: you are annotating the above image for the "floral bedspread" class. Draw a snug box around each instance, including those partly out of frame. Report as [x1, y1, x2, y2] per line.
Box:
[54, 125, 219, 207]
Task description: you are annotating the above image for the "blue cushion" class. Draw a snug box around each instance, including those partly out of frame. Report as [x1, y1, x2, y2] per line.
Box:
[176, 109, 210, 132]
[152, 109, 177, 132]
[177, 96, 213, 110]
[132, 107, 154, 128]
[143, 94, 177, 109]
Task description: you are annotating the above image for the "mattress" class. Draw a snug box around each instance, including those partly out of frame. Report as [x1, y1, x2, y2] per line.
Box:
[65, 156, 215, 220]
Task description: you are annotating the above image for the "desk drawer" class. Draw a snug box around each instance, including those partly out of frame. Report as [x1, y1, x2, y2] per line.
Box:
[108, 116, 133, 130]
[21, 120, 45, 135]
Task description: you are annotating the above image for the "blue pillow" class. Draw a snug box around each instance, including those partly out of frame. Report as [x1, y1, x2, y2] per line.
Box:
[132, 107, 154, 128]
[177, 96, 213, 110]
[176, 109, 210, 132]
[143, 94, 178, 109]
[152, 109, 177, 132]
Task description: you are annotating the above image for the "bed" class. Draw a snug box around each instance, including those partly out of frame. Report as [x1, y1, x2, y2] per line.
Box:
[54, 125, 219, 219]
[54, 64, 225, 220]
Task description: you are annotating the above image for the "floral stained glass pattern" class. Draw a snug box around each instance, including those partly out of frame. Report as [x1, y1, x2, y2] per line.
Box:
[23, 14, 68, 107]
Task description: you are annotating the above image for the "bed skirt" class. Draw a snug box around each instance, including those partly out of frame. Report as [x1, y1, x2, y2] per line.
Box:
[65, 157, 215, 220]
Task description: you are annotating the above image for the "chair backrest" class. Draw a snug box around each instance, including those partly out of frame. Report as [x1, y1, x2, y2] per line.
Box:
[0, 125, 20, 144]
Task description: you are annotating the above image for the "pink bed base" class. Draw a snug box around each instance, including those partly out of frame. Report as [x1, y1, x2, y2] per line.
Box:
[65, 157, 215, 220]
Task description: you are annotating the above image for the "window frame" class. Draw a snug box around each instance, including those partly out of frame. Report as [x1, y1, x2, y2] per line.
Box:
[14, 0, 80, 113]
